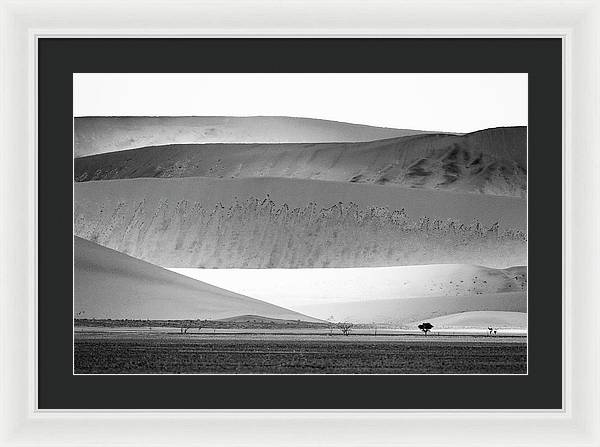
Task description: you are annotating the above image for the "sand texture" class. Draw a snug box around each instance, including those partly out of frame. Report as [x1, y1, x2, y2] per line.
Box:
[75, 126, 526, 197]
[74, 177, 526, 269]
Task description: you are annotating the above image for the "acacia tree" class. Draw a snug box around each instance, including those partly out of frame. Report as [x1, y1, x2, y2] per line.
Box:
[418, 322, 434, 335]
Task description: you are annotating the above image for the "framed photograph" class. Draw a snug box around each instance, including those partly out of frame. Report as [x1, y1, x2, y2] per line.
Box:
[1, 1, 599, 446]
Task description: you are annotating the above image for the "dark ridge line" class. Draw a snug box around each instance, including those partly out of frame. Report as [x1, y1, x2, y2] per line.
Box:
[72, 126, 523, 160]
[462, 126, 527, 137]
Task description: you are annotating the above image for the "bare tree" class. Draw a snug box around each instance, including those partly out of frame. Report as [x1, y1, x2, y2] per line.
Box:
[337, 322, 353, 336]
[327, 315, 336, 336]
[371, 321, 378, 336]
[179, 319, 204, 335]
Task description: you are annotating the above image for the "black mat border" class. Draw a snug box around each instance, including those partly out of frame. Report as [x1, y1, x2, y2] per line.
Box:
[38, 38, 562, 410]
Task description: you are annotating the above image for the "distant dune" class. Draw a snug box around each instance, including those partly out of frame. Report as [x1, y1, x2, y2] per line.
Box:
[74, 116, 432, 157]
[75, 126, 526, 197]
[216, 315, 311, 324]
[412, 311, 527, 329]
[74, 177, 526, 269]
[74, 236, 320, 322]
[172, 265, 527, 308]
[293, 292, 526, 325]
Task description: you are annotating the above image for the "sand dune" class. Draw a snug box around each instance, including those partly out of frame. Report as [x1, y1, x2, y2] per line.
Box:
[216, 315, 311, 323]
[74, 236, 320, 322]
[74, 176, 527, 228]
[293, 292, 526, 325]
[74, 116, 432, 157]
[74, 177, 526, 268]
[75, 126, 526, 197]
[171, 265, 527, 308]
[411, 311, 527, 329]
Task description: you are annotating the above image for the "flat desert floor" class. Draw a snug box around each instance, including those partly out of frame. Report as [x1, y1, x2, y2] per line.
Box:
[74, 329, 526, 374]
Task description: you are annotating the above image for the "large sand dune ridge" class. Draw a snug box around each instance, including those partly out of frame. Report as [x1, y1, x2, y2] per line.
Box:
[74, 116, 433, 157]
[74, 177, 527, 269]
[75, 126, 526, 197]
[74, 236, 321, 321]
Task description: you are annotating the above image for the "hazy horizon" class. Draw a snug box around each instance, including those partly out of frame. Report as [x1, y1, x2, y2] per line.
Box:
[74, 73, 527, 133]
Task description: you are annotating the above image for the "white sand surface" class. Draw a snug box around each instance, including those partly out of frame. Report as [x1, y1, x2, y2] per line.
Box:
[171, 265, 526, 307]
[409, 311, 527, 329]
[171, 266, 526, 324]
[293, 292, 526, 325]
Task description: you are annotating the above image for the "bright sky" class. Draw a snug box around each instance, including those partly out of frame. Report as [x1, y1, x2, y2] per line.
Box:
[74, 73, 527, 133]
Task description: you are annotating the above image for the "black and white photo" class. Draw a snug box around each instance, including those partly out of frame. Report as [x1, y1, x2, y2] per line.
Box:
[73, 73, 528, 374]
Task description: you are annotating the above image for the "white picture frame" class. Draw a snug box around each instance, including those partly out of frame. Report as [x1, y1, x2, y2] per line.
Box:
[1, 0, 599, 445]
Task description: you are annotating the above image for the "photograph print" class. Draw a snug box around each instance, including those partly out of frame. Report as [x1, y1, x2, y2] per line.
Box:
[73, 73, 528, 374]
